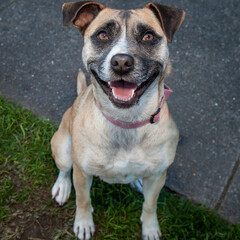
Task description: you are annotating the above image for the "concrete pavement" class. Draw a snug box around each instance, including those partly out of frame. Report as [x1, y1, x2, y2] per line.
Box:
[0, 0, 239, 224]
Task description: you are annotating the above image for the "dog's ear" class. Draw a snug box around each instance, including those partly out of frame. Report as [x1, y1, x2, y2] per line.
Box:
[145, 3, 185, 43]
[62, 1, 105, 34]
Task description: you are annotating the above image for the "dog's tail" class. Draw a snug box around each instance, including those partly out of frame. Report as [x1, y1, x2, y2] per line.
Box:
[77, 70, 87, 95]
[130, 178, 143, 194]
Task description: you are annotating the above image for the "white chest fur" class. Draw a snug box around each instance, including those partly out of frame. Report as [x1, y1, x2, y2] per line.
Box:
[72, 96, 178, 184]
[75, 128, 172, 184]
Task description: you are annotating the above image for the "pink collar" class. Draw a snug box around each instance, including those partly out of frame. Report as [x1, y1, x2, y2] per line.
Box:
[97, 84, 172, 129]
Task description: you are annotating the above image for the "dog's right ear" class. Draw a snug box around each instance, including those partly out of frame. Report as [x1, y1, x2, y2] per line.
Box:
[62, 1, 105, 34]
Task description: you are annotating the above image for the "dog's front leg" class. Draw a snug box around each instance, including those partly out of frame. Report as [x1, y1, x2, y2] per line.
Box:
[141, 171, 166, 240]
[73, 163, 94, 240]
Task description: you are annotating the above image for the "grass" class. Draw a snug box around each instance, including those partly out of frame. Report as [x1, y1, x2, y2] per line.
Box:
[0, 95, 240, 239]
[0, 0, 18, 14]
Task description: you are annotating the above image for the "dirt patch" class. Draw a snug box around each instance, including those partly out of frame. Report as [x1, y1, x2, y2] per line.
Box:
[5, 213, 66, 240]
[20, 214, 64, 240]
[1, 186, 75, 240]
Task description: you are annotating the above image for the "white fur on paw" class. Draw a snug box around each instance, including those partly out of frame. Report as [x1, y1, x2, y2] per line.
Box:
[142, 226, 162, 240]
[74, 217, 95, 240]
[141, 215, 162, 240]
[51, 171, 72, 206]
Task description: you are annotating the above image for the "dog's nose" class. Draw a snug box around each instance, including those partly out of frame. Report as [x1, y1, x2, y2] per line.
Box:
[111, 54, 134, 74]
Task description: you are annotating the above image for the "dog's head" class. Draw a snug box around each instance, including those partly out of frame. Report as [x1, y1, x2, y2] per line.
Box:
[63, 1, 185, 108]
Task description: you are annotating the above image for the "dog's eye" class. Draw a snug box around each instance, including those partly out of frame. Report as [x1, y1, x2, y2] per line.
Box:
[97, 32, 109, 40]
[142, 32, 154, 41]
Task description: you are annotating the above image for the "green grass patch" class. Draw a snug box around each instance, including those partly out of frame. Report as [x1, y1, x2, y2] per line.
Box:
[0, 95, 239, 239]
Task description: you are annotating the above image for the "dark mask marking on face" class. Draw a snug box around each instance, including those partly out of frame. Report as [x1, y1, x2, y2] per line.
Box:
[135, 23, 162, 45]
[87, 12, 165, 108]
[90, 21, 121, 51]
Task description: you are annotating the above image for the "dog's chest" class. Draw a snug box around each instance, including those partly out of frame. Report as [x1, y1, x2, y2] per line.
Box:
[79, 139, 170, 184]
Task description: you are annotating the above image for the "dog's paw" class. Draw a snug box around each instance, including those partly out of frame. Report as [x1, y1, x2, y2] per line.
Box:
[142, 227, 162, 240]
[141, 215, 162, 240]
[74, 216, 95, 240]
[51, 171, 72, 206]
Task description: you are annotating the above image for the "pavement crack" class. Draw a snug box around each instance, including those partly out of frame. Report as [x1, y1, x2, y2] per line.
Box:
[214, 154, 240, 211]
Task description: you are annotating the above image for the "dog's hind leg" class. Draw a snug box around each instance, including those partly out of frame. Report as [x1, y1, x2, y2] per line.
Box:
[77, 70, 87, 95]
[51, 108, 73, 206]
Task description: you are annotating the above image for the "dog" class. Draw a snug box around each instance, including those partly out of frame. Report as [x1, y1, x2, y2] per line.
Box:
[51, 1, 185, 239]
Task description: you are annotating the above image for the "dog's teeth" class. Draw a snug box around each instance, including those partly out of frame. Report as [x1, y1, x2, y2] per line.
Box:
[130, 89, 134, 98]
[112, 89, 119, 99]
[112, 89, 135, 102]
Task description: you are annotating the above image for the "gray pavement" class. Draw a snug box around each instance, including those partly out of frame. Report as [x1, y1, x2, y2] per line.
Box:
[0, 0, 239, 224]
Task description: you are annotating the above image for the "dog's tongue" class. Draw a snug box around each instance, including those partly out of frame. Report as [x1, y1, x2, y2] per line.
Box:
[110, 80, 137, 100]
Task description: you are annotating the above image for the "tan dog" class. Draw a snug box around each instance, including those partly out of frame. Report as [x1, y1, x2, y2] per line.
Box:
[51, 1, 185, 239]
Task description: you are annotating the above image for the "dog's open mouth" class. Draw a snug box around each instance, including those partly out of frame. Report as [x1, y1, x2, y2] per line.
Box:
[92, 70, 159, 108]
[109, 80, 137, 102]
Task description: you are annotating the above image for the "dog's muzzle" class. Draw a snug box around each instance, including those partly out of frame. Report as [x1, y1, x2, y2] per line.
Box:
[90, 55, 163, 108]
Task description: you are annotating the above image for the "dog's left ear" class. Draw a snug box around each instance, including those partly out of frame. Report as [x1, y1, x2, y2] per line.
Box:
[145, 3, 185, 43]
[62, 1, 105, 34]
